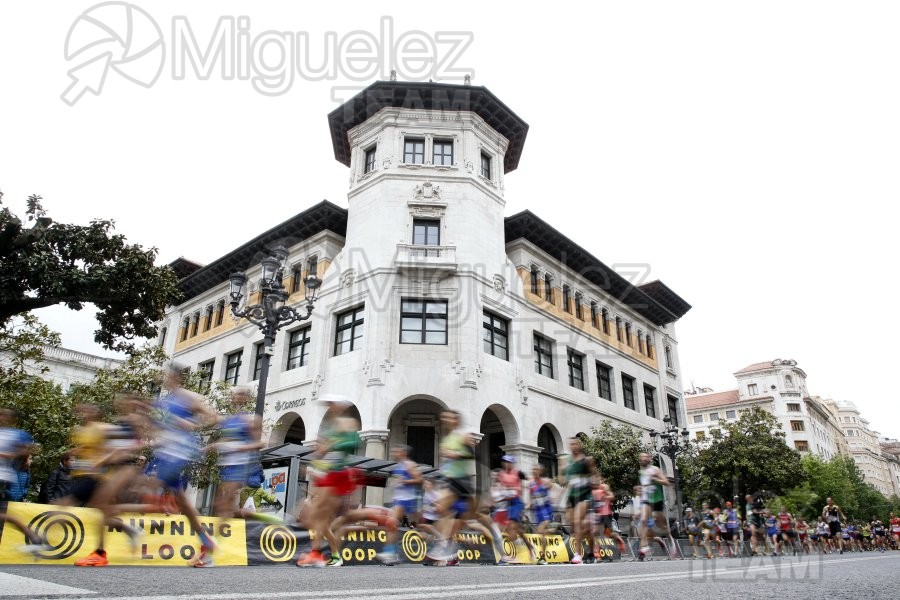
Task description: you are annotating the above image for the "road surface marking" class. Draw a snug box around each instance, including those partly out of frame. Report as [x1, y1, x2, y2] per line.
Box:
[0, 572, 94, 597]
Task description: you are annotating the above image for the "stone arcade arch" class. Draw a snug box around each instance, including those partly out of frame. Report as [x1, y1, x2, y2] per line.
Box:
[537, 423, 563, 479]
[268, 412, 306, 446]
[387, 396, 448, 468]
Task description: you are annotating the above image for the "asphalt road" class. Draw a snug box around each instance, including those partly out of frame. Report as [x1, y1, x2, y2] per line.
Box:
[1, 551, 898, 600]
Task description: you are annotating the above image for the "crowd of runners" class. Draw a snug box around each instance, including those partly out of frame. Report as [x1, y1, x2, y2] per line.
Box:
[2, 364, 899, 567]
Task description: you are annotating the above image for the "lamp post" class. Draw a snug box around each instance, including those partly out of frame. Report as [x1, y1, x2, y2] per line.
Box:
[228, 246, 321, 433]
[649, 415, 691, 528]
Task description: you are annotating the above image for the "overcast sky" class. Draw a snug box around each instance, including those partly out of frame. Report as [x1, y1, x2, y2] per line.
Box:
[2, 1, 897, 439]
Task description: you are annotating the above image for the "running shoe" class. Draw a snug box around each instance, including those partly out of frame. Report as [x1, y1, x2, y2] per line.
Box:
[325, 555, 343, 567]
[375, 551, 400, 565]
[296, 550, 326, 567]
[18, 542, 52, 557]
[570, 553, 583, 564]
[537, 558, 548, 565]
[191, 549, 215, 568]
[75, 550, 109, 567]
[123, 525, 143, 554]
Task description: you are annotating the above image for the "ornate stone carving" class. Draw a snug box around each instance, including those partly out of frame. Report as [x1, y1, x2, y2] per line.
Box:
[364, 358, 394, 387]
[341, 269, 356, 288]
[453, 361, 482, 389]
[517, 377, 529, 405]
[492, 274, 506, 292]
[413, 180, 442, 201]
[310, 373, 324, 398]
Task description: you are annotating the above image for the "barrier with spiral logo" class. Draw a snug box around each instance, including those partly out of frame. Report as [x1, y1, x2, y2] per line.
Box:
[258, 525, 297, 562]
[27, 511, 86, 560]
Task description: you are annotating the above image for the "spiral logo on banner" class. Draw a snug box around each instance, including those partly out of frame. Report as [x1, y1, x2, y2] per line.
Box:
[568, 536, 584, 558]
[501, 535, 516, 559]
[258, 525, 297, 562]
[27, 511, 85, 560]
[400, 530, 426, 562]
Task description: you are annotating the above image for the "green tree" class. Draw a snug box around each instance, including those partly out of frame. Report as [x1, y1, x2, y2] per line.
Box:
[0, 315, 73, 489]
[579, 420, 654, 509]
[678, 406, 804, 509]
[0, 191, 181, 352]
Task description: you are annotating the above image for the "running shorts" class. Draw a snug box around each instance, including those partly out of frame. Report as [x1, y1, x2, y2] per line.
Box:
[317, 468, 360, 496]
[71, 476, 100, 505]
[749, 514, 765, 529]
[828, 521, 841, 537]
[532, 505, 552, 525]
[393, 498, 417, 516]
[447, 476, 475, 500]
[644, 499, 665, 513]
[219, 463, 250, 483]
[156, 456, 189, 490]
[508, 497, 524, 522]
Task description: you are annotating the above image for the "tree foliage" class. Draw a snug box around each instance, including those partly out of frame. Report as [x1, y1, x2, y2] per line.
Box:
[580, 419, 654, 509]
[677, 406, 805, 508]
[0, 191, 181, 352]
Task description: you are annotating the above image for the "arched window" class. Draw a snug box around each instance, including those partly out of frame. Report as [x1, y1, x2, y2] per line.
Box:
[537, 425, 558, 478]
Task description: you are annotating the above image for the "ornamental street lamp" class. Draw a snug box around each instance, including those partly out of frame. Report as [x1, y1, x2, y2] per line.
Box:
[649, 415, 691, 528]
[229, 246, 321, 432]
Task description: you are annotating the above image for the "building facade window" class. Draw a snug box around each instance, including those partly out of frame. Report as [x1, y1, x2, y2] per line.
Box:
[482, 311, 509, 360]
[562, 285, 571, 313]
[530, 266, 539, 294]
[567, 349, 585, 391]
[190, 311, 200, 338]
[596, 362, 612, 401]
[198, 359, 214, 391]
[179, 317, 189, 341]
[748, 383, 758, 395]
[667, 395, 680, 426]
[159, 326, 167, 347]
[616, 317, 623, 342]
[574, 293, 583, 320]
[795, 440, 809, 452]
[645, 334, 654, 358]
[709, 412, 720, 421]
[480, 152, 491, 179]
[791, 420, 805, 432]
[590, 302, 599, 328]
[253, 343, 265, 381]
[622, 375, 636, 410]
[203, 305, 214, 332]
[400, 299, 448, 344]
[696, 431, 706, 441]
[364, 146, 377, 173]
[693, 414, 704, 424]
[544, 274, 553, 302]
[403, 138, 425, 164]
[644, 384, 656, 418]
[224, 350, 242, 385]
[638, 330, 645, 354]
[602, 308, 610, 334]
[215, 300, 226, 327]
[291, 264, 304, 293]
[533, 334, 554, 378]
[335, 306, 365, 355]
[787, 403, 801, 412]
[287, 327, 311, 370]
[412, 219, 440, 246]
[664, 345, 673, 369]
[725, 409, 736, 419]
[625, 322, 633, 347]
[433, 139, 453, 166]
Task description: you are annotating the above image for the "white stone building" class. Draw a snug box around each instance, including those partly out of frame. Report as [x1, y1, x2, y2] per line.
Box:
[160, 81, 691, 501]
[837, 402, 894, 496]
[0, 345, 122, 393]
[685, 359, 847, 460]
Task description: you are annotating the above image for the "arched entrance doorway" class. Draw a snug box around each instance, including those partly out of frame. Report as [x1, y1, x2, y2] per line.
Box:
[284, 416, 306, 445]
[387, 396, 446, 467]
[268, 412, 306, 447]
[479, 405, 520, 471]
[537, 424, 561, 478]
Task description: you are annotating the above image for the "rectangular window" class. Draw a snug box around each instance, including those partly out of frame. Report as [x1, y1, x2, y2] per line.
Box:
[667, 395, 680, 426]
[622, 375, 636, 410]
[179, 317, 189, 342]
[533, 334, 554, 378]
[364, 146, 376, 173]
[787, 403, 801, 412]
[567, 349, 585, 391]
[482, 311, 509, 360]
[480, 152, 491, 179]
[696, 431, 706, 441]
[645, 334, 654, 359]
[562, 285, 571, 313]
[644, 384, 656, 418]
[638, 331, 645, 354]
[602, 308, 610, 334]
[791, 420, 805, 432]
[433, 139, 453, 166]
[412, 219, 440, 246]
[795, 440, 809, 452]
[190, 312, 200, 338]
[198, 360, 214, 391]
[616, 317, 623, 342]
[225, 350, 242, 385]
[596, 362, 612, 401]
[215, 300, 225, 327]
[544, 274, 553, 302]
[334, 306, 365, 356]
[625, 322, 633, 347]
[291, 265, 303, 293]
[253, 343, 266, 381]
[748, 383, 758, 396]
[203, 305, 214, 332]
[400, 299, 448, 345]
[307, 255, 318, 280]
[530, 266, 539, 295]
[693, 414, 704, 423]
[725, 409, 737, 419]
[403, 138, 425, 164]
[710, 412, 720, 421]
[574, 293, 583, 320]
[590, 302, 599, 328]
[287, 327, 311, 370]
[158, 327, 167, 347]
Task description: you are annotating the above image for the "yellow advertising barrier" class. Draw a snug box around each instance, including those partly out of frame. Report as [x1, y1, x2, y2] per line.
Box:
[0, 502, 248, 566]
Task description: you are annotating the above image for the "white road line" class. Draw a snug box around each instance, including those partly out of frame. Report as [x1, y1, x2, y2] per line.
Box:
[0, 572, 94, 597]
[55, 553, 899, 600]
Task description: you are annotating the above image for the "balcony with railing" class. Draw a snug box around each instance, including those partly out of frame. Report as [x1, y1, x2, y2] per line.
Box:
[395, 244, 457, 276]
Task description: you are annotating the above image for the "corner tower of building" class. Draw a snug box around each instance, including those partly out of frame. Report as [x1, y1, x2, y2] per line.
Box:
[328, 81, 529, 276]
